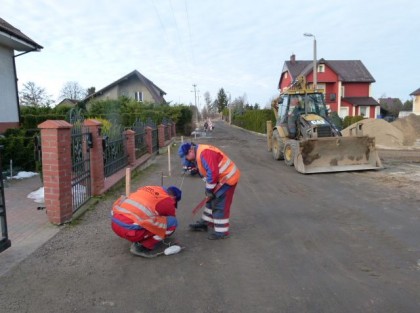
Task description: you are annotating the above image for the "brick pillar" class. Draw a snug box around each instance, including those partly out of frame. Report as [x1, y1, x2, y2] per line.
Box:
[84, 119, 104, 196]
[38, 120, 73, 225]
[158, 124, 165, 147]
[146, 127, 153, 154]
[124, 129, 135, 165]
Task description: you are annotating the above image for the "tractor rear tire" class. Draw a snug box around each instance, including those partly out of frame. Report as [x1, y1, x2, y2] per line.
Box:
[284, 141, 297, 166]
[272, 129, 284, 160]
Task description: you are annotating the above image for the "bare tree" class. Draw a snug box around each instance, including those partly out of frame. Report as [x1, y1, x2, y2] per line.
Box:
[59, 81, 87, 100]
[19, 81, 52, 107]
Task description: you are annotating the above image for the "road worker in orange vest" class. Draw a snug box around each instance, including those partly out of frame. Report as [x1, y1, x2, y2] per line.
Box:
[178, 142, 240, 240]
[111, 185, 182, 258]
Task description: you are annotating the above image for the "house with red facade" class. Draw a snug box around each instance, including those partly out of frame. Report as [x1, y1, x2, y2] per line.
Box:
[278, 55, 380, 119]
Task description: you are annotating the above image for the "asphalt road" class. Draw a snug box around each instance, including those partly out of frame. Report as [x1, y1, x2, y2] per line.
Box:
[0, 120, 419, 313]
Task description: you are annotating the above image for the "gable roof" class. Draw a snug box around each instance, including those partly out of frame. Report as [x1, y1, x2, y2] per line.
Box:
[84, 70, 166, 103]
[410, 87, 420, 96]
[0, 17, 43, 51]
[282, 57, 375, 83]
[378, 97, 399, 108]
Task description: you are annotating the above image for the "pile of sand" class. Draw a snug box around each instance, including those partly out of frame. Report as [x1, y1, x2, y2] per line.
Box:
[391, 114, 420, 146]
[342, 118, 405, 148]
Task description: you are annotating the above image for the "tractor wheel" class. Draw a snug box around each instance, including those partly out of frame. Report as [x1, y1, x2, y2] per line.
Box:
[284, 141, 297, 166]
[272, 129, 284, 160]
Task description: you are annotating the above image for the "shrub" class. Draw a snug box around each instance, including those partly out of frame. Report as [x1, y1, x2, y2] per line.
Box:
[232, 109, 275, 134]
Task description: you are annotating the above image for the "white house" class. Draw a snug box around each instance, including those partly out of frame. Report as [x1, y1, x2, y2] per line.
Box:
[0, 17, 42, 133]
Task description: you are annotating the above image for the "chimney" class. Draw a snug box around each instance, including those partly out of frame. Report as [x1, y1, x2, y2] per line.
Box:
[290, 54, 296, 64]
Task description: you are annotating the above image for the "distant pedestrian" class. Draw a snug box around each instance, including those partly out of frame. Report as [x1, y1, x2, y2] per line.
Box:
[111, 185, 182, 258]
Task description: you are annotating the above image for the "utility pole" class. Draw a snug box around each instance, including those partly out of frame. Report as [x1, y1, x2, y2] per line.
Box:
[192, 84, 198, 127]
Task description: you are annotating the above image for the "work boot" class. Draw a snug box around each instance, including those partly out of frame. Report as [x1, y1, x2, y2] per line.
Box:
[189, 220, 208, 232]
[207, 232, 230, 240]
[130, 242, 159, 258]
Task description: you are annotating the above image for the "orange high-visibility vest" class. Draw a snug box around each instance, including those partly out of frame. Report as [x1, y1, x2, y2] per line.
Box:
[196, 144, 240, 188]
[112, 186, 170, 238]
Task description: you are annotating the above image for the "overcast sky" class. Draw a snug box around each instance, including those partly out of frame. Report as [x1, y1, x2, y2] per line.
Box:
[2, 0, 419, 109]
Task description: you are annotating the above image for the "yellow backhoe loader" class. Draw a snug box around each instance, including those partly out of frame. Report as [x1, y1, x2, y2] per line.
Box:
[270, 77, 382, 174]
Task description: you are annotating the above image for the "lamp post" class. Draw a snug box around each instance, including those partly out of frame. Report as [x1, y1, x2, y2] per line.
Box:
[303, 33, 317, 89]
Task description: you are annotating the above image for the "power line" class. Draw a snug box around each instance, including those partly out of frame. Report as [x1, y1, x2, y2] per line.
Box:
[184, 0, 196, 77]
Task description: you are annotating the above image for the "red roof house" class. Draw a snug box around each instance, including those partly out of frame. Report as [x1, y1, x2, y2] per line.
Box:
[278, 55, 380, 118]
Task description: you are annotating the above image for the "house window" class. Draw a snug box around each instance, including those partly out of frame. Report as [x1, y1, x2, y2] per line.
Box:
[339, 107, 348, 118]
[359, 106, 370, 118]
[329, 93, 336, 102]
[285, 72, 288, 79]
[135, 91, 143, 102]
[341, 86, 345, 98]
[317, 64, 325, 73]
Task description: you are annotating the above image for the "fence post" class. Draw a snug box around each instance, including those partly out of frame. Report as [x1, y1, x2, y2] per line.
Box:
[124, 129, 136, 165]
[158, 124, 165, 148]
[266, 120, 273, 151]
[145, 126, 153, 154]
[38, 120, 73, 225]
[84, 119, 105, 196]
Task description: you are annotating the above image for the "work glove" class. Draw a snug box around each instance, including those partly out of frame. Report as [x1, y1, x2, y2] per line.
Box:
[205, 189, 216, 202]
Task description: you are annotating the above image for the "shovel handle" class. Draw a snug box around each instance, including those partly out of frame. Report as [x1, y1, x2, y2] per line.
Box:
[191, 177, 228, 216]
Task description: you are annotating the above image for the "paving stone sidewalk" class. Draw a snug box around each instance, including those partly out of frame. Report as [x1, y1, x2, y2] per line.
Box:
[0, 175, 61, 276]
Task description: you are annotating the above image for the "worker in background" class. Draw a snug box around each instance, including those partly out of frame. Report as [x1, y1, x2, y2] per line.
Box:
[204, 120, 209, 133]
[208, 119, 213, 131]
[178, 142, 240, 240]
[111, 185, 182, 258]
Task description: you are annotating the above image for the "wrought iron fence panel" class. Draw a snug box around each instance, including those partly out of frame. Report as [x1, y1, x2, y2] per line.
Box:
[162, 117, 170, 141]
[69, 109, 92, 212]
[146, 118, 159, 153]
[102, 124, 128, 177]
[132, 119, 147, 159]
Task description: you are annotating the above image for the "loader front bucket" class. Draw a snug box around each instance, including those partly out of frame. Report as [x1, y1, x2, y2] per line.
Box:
[294, 136, 383, 174]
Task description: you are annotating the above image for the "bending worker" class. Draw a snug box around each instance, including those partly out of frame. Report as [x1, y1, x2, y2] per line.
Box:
[178, 142, 240, 240]
[111, 185, 182, 258]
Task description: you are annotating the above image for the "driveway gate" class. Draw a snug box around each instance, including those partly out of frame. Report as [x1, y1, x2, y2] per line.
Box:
[69, 109, 92, 212]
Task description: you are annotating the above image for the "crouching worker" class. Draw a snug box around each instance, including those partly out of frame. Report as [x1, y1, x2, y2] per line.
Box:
[111, 185, 182, 258]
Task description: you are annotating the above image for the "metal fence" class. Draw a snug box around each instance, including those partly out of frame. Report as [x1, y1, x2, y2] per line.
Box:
[69, 109, 92, 212]
[132, 119, 148, 159]
[102, 123, 128, 177]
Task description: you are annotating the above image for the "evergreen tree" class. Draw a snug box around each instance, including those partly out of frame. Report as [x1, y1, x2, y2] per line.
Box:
[216, 88, 228, 113]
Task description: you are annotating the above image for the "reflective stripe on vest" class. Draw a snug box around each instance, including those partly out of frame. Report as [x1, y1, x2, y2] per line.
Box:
[112, 186, 170, 238]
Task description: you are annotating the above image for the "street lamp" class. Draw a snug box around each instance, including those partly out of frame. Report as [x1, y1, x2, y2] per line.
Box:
[303, 33, 317, 89]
